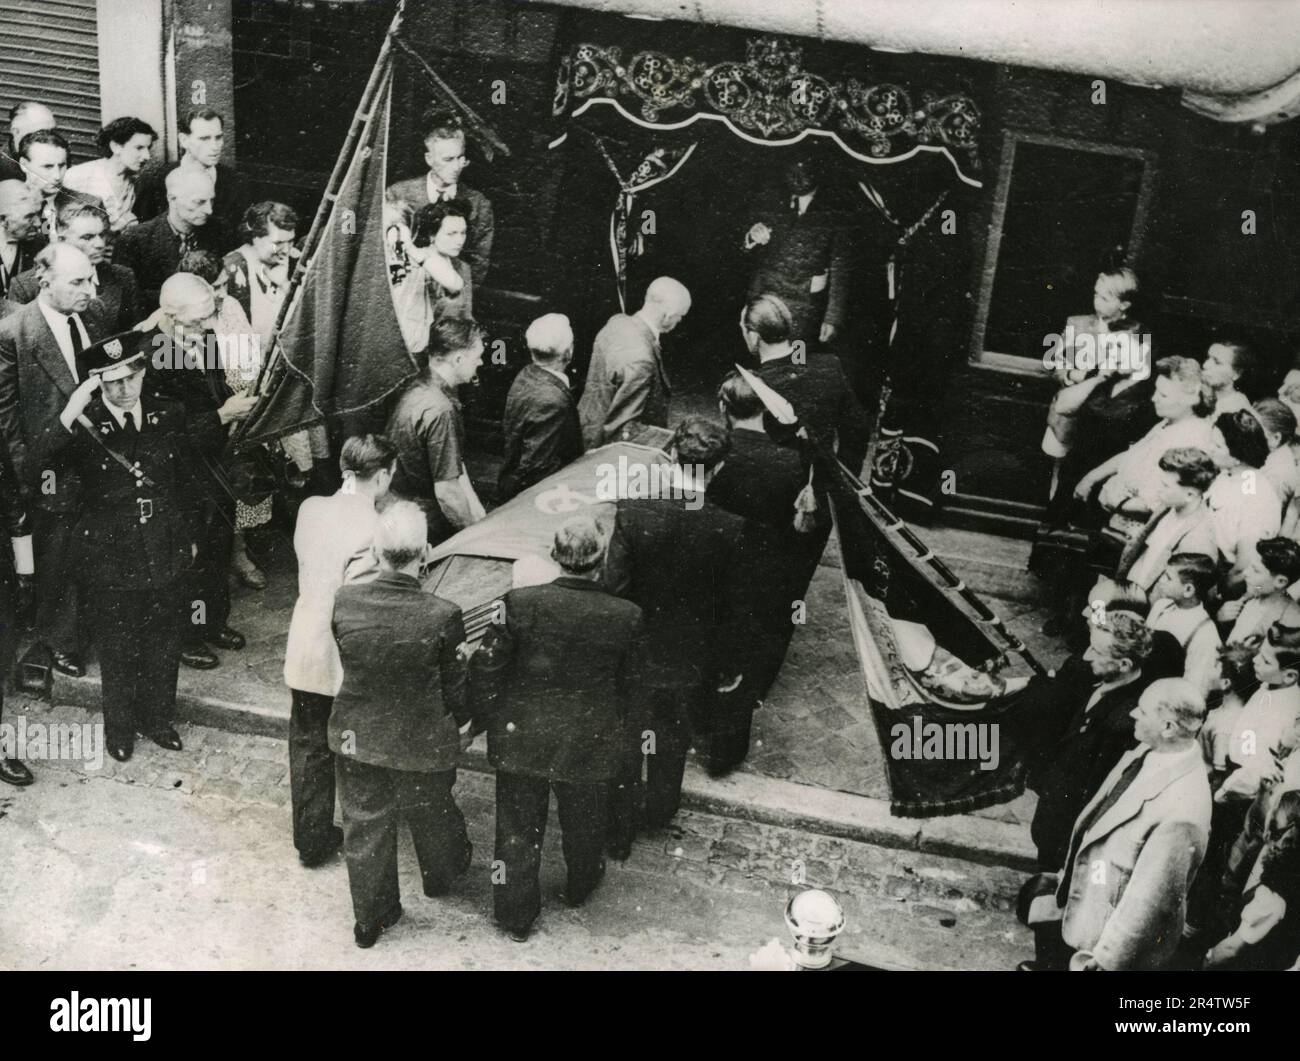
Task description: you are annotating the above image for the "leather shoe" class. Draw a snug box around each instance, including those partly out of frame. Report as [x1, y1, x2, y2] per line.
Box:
[300, 826, 345, 868]
[180, 644, 219, 670]
[142, 726, 183, 752]
[107, 738, 134, 762]
[354, 902, 402, 949]
[205, 627, 246, 651]
[50, 651, 85, 678]
[561, 861, 606, 908]
[0, 758, 34, 786]
[424, 841, 473, 897]
[503, 925, 531, 943]
[1016, 960, 1045, 972]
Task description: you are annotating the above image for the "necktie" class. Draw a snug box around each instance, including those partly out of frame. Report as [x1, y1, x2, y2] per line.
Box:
[1056, 749, 1148, 903]
[789, 195, 799, 214]
[121, 410, 138, 435]
[67, 315, 85, 379]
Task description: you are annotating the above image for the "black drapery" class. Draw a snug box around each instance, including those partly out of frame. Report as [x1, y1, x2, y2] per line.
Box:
[545, 12, 989, 514]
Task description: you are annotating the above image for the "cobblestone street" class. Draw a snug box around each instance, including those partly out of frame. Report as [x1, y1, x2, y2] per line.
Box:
[0, 698, 1030, 970]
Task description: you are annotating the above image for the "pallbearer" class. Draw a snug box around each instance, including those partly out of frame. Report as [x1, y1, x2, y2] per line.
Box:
[31, 332, 200, 762]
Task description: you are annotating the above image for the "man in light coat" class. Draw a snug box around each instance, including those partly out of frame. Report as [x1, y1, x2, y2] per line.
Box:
[1052, 677, 1212, 970]
[577, 276, 689, 449]
[284, 434, 394, 868]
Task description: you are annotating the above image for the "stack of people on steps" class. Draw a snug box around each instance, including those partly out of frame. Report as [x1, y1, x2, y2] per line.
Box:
[1015, 262, 1300, 970]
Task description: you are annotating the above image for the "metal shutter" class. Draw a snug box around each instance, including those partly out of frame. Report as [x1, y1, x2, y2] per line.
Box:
[0, 0, 101, 164]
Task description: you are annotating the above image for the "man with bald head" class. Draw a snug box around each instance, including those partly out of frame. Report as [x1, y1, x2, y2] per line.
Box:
[0, 102, 55, 183]
[139, 272, 257, 669]
[498, 311, 583, 500]
[0, 243, 110, 675]
[0, 180, 47, 304]
[135, 108, 251, 248]
[115, 167, 219, 309]
[578, 276, 690, 448]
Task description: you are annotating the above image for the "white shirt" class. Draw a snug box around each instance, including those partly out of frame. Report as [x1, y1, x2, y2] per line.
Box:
[1102, 415, 1215, 512]
[105, 399, 143, 431]
[1147, 599, 1221, 698]
[538, 363, 570, 388]
[1207, 468, 1281, 568]
[238, 245, 284, 339]
[64, 158, 137, 232]
[0, 231, 17, 281]
[1126, 505, 1216, 590]
[36, 298, 90, 382]
[791, 190, 815, 216]
[1223, 683, 1300, 800]
[426, 173, 457, 203]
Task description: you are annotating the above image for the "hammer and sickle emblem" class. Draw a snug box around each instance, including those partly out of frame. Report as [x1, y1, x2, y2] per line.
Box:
[535, 484, 597, 515]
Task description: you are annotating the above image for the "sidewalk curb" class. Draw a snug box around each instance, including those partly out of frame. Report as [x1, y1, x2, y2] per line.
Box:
[53, 671, 1038, 874]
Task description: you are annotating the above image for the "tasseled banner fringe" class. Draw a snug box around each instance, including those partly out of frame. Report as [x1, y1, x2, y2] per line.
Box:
[793, 463, 819, 534]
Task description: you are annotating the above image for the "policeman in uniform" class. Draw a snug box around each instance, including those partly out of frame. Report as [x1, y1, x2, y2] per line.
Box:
[30, 331, 202, 762]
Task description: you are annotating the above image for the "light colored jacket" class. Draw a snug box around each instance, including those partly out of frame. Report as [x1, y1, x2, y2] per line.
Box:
[577, 313, 668, 449]
[283, 489, 380, 695]
[1061, 744, 1211, 970]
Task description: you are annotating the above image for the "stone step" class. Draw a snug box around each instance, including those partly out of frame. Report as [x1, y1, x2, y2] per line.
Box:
[46, 671, 1037, 876]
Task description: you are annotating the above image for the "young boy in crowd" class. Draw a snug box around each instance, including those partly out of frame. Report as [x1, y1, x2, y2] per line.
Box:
[1148, 551, 1222, 700]
[1118, 447, 1219, 592]
[1218, 536, 1300, 643]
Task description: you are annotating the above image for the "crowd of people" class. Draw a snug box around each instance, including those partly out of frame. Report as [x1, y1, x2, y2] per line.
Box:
[1010, 265, 1300, 970]
[3, 92, 1293, 967]
[0, 100, 873, 949]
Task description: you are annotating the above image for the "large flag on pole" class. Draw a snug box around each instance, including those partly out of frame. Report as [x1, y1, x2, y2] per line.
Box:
[238, 59, 415, 444]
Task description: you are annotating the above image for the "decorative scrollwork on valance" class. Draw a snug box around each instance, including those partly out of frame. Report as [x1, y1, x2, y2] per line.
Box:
[554, 35, 981, 179]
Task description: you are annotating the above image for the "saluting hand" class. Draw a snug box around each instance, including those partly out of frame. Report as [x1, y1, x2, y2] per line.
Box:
[59, 375, 102, 431]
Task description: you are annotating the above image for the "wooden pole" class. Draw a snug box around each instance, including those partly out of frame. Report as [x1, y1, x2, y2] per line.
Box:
[232, 0, 408, 443]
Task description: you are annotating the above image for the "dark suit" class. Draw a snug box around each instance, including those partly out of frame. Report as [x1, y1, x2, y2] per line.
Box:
[141, 327, 235, 644]
[1021, 659, 1148, 872]
[577, 314, 669, 449]
[498, 363, 582, 501]
[706, 426, 820, 771]
[0, 300, 109, 653]
[472, 577, 644, 932]
[5, 262, 140, 332]
[0, 449, 30, 730]
[27, 395, 198, 741]
[329, 573, 472, 928]
[114, 215, 222, 310]
[743, 188, 851, 345]
[134, 160, 250, 250]
[0, 235, 47, 301]
[756, 351, 870, 476]
[604, 494, 744, 841]
[385, 177, 494, 288]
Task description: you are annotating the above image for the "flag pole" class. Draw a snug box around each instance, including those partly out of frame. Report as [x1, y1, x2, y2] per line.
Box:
[232, 0, 408, 445]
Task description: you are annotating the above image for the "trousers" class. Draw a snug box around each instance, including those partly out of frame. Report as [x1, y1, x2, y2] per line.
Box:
[31, 506, 80, 653]
[336, 757, 470, 928]
[186, 495, 234, 643]
[493, 771, 609, 933]
[288, 689, 337, 858]
[608, 686, 697, 851]
[84, 583, 182, 742]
